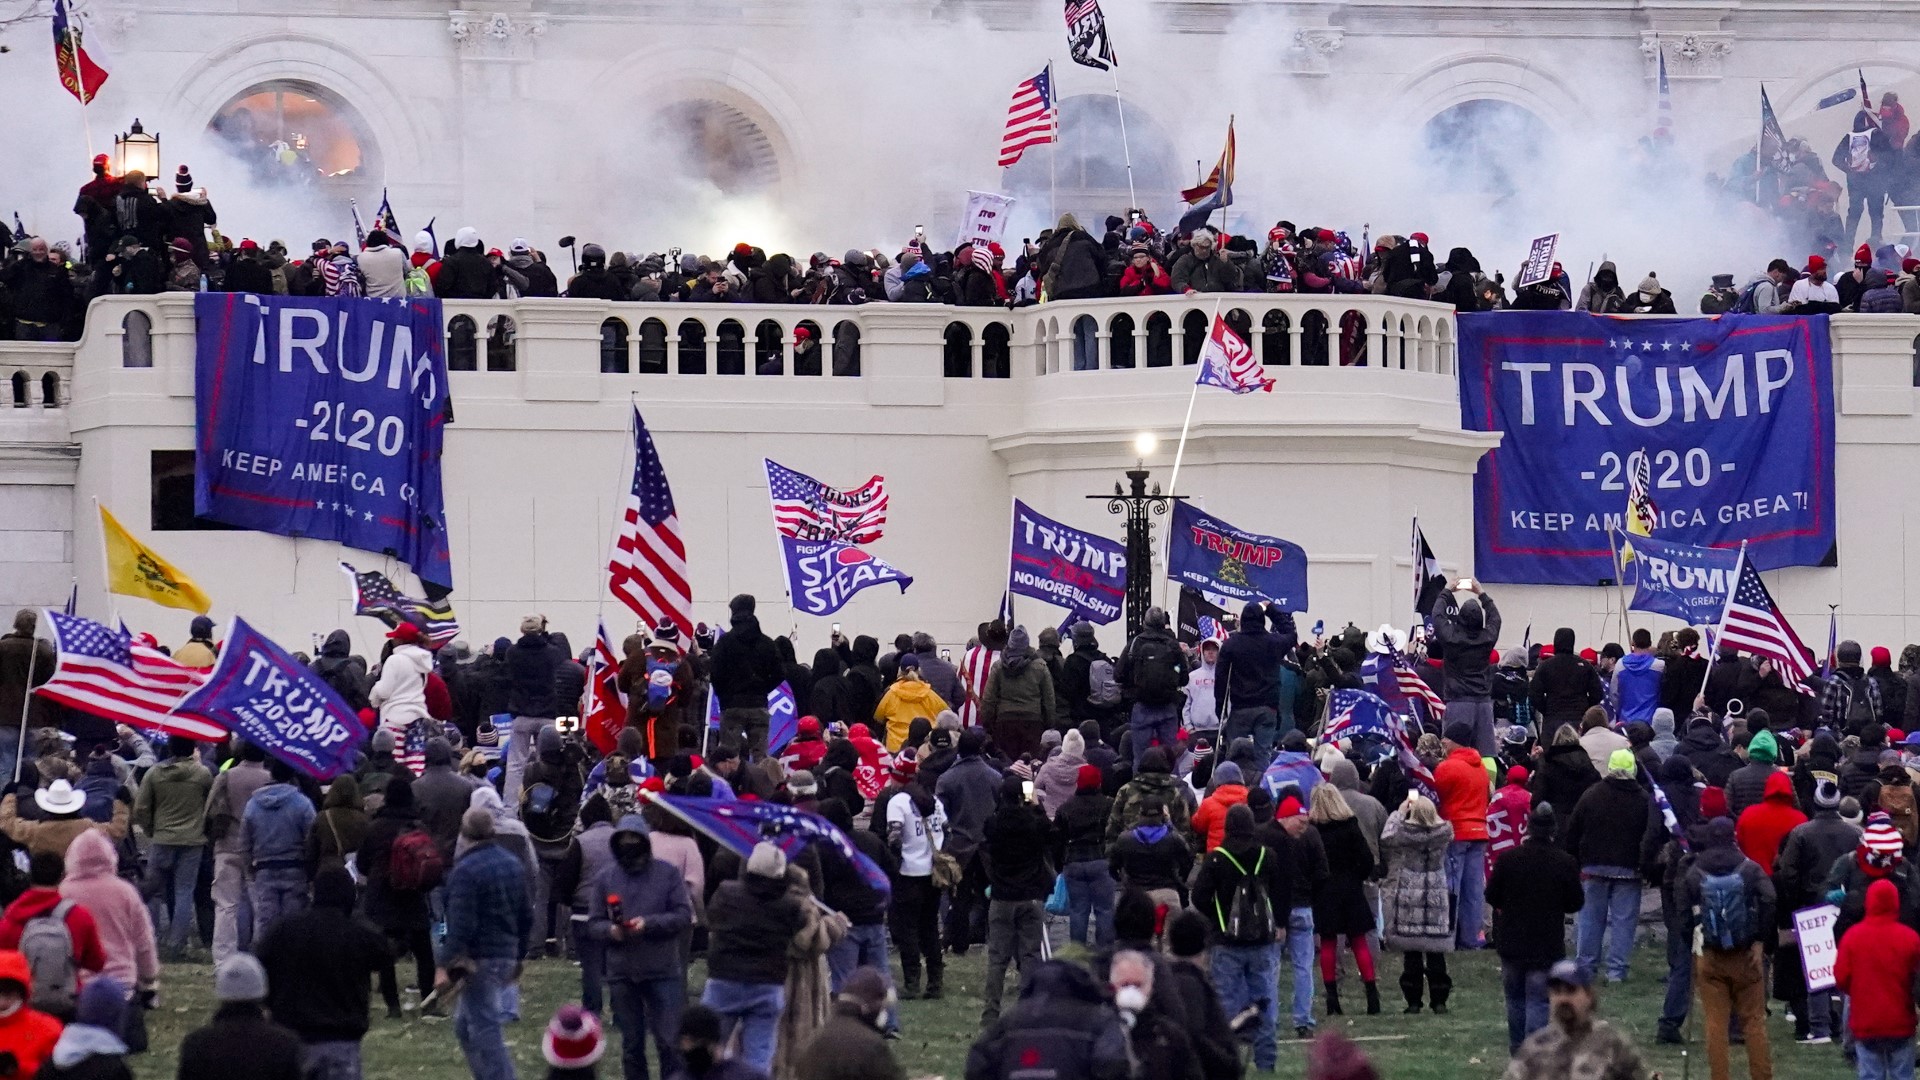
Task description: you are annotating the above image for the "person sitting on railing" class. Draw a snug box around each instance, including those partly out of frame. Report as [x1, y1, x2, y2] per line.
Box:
[1117, 244, 1170, 297]
[1171, 228, 1241, 294]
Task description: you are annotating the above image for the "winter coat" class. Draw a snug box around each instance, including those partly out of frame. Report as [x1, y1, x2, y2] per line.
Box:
[1579, 726, 1631, 777]
[1672, 722, 1742, 788]
[1502, 1018, 1648, 1080]
[1108, 822, 1192, 891]
[1678, 827, 1776, 949]
[1323, 756, 1387, 859]
[370, 643, 433, 726]
[307, 775, 370, 876]
[205, 760, 269, 856]
[982, 646, 1057, 734]
[1040, 227, 1109, 301]
[1380, 814, 1454, 952]
[310, 630, 370, 711]
[412, 756, 480, 860]
[934, 754, 1002, 856]
[985, 800, 1057, 902]
[254, 887, 394, 1044]
[1613, 652, 1664, 723]
[36, 1026, 134, 1080]
[1213, 605, 1298, 717]
[1835, 879, 1920, 1040]
[1734, 772, 1806, 875]
[588, 826, 694, 982]
[357, 803, 430, 934]
[0, 632, 56, 730]
[1775, 812, 1861, 912]
[1191, 835, 1293, 942]
[1576, 262, 1627, 313]
[445, 840, 533, 961]
[1170, 251, 1242, 293]
[132, 755, 211, 846]
[0, 795, 128, 861]
[873, 678, 948, 754]
[1530, 652, 1605, 740]
[242, 783, 316, 869]
[1434, 746, 1490, 841]
[1033, 752, 1086, 819]
[965, 962, 1131, 1080]
[175, 1002, 302, 1080]
[796, 1003, 905, 1080]
[706, 871, 807, 984]
[435, 246, 495, 299]
[356, 244, 408, 298]
[1432, 592, 1501, 700]
[1726, 761, 1782, 823]
[1703, 655, 1759, 717]
[0, 885, 106, 983]
[1486, 835, 1585, 968]
[1190, 784, 1249, 852]
[1312, 816, 1377, 936]
[57, 830, 156, 994]
[1564, 777, 1654, 874]
[710, 612, 784, 711]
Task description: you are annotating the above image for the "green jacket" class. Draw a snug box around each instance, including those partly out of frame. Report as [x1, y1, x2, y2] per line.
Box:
[134, 757, 214, 846]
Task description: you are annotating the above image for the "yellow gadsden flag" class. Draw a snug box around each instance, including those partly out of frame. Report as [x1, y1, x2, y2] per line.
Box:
[99, 504, 212, 614]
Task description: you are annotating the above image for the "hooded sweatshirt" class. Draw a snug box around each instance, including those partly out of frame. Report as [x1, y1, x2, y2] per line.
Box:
[1033, 729, 1087, 818]
[1734, 771, 1807, 875]
[1214, 603, 1297, 717]
[369, 642, 433, 728]
[1649, 709, 1678, 762]
[587, 820, 693, 981]
[874, 676, 948, 754]
[1835, 878, 1920, 1040]
[58, 830, 158, 995]
[132, 753, 211, 846]
[244, 782, 317, 869]
[709, 596, 784, 710]
[0, 952, 62, 1076]
[1613, 651, 1664, 723]
[982, 627, 1057, 732]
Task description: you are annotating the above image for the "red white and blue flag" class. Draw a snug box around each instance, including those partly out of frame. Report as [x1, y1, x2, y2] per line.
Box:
[1652, 50, 1673, 143]
[1194, 312, 1271, 394]
[647, 793, 891, 898]
[609, 407, 693, 638]
[998, 65, 1058, 168]
[37, 611, 224, 741]
[51, 0, 108, 105]
[1716, 550, 1816, 691]
[766, 459, 888, 544]
[584, 620, 627, 756]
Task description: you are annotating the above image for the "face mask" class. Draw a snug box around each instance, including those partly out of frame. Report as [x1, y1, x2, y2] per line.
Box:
[683, 1046, 714, 1075]
[1114, 986, 1148, 1013]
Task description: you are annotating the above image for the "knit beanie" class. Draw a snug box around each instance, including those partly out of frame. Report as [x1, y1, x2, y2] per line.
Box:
[543, 1005, 606, 1069]
[1862, 812, 1904, 869]
[175, 165, 193, 192]
[1076, 764, 1103, 792]
[746, 840, 788, 880]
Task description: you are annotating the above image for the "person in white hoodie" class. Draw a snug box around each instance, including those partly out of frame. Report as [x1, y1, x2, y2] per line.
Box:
[355, 229, 410, 298]
[1183, 638, 1221, 736]
[369, 623, 434, 773]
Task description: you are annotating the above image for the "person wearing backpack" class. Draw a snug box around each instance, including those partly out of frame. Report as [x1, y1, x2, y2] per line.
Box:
[1866, 760, 1920, 848]
[1191, 803, 1292, 1070]
[356, 775, 439, 1015]
[1060, 622, 1122, 730]
[522, 725, 587, 957]
[1681, 816, 1776, 1080]
[0, 852, 106, 1022]
[1116, 609, 1190, 769]
[56, 831, 157, 1053]
[1823, 641, 1884, 735]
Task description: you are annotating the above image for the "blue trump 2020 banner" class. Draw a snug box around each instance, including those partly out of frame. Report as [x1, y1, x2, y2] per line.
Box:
[1008, 499, 1126, 625]
[1168, 501, 1309, 611]
[1626, 534, 1742, 625]
[1458, 312, 1834, 585]
[173, 616, 363, 780]
[193, 293, 454, 590]
[780, 537, 913, 616]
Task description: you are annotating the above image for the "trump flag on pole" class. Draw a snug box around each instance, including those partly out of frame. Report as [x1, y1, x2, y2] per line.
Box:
[779, 537, 913, 617]
[171, 616, 363, 779]
[1194, 313, 1271, 394]
[1624, 534, 1742, 626]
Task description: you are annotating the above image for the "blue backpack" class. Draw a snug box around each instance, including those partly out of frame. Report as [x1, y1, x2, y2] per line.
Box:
[644, 656, 678, 711]
[1699, 868, 1755, 950]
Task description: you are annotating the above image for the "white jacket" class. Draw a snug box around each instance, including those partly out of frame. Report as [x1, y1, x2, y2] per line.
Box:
[369, 643, 433, 725]
[357, 245, 410, 299]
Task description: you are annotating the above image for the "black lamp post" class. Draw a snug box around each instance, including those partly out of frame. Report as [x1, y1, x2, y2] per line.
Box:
[1090, 434, 1174, 640]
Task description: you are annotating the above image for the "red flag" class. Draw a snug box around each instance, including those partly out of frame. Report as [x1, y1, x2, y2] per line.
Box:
[585, 620, 626, 755]
[51, 0, 109, 105]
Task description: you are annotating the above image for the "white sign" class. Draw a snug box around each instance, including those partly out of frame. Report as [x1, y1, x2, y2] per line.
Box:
[958, 191, 1015, 252]
[1516, 233, 1560, 288]
[1794, 903, 1840, 992]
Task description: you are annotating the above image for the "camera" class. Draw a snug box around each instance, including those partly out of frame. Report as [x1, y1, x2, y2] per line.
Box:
[554, 715, 581, 736]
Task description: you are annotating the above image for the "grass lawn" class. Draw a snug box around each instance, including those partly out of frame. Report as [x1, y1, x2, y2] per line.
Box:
[134, 941, 1849, 1079]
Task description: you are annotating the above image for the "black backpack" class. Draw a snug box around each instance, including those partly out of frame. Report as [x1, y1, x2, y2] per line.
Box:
[1129, 636, 1186, 706]
[1845, 676, 1879, 729]
[1214, 847, 1275, 945]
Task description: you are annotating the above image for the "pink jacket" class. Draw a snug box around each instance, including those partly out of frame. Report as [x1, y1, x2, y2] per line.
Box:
[60, 828, 159, 992]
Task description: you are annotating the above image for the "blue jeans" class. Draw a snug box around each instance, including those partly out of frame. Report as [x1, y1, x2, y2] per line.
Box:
[1500, 963, 1550, 1054]
[300, 1040, 363, 1080]
[610, 977, 685, 1080]
[827, 923, 896, 1034]
[1064, 859, 1115, 948]
[701, 979, 784, 1074]
[1129, 703, 1180, 768]
[1444, 841, 1487, 950]
[571, 919, 606, 1015]
[1661, 896, 1692, 1034]
[1212, 942, 1278, 1069]
[0, 727, 19, 789]
[144, 843, 202, 954]
[454, 957, 518, 1080]
[1807, 987, 1833, 1040]
[1859, 1037, 1917, 1080]
[250, 865, 309, 941]
[1223, 707, 1278, 766]
[1283, 906, 1316, 1030]
[1576, 876, 1640, 982]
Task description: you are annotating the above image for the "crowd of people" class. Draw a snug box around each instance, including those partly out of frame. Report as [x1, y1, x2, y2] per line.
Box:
[1, 580, 1919, 1080]
[1724, 91, 1920, 263]
[6, 152, 1920, 349]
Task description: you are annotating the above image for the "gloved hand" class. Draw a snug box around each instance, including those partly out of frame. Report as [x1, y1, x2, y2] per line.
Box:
[1827, 887, 1847, 905]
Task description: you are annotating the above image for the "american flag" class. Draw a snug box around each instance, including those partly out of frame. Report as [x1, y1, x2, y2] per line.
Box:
[764, 459, 888, 544]
[393, 718, 433, 777]
[1196, 615, 1223, 642]
[609, 407, 693, 638]
[1652, 50, 1673, 143]
[960, 642, 1000, 727]
[1323, 689, 1398, 741]
[35, 611, 226, 741]
[646, 793, 892, 900]
[998, 65, 1058, 168]
[1194, 312, 1272, 394]
[341, 563, 459, 647]
[1716, 551, 1816, 689]
[584, 619, 627, 755]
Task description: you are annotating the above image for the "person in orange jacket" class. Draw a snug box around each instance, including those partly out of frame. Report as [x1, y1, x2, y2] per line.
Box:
[0, 948, 63, 1078]
[1190, 762, 1250, 852]
[1434, 721, 1491, 950]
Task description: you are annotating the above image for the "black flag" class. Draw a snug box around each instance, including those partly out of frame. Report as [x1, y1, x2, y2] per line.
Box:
[1412, 519, 1447, 618]
[1065, 0, 1118, 70]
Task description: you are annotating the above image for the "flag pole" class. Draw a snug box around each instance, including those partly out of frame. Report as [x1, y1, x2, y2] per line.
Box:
[1049, 60, 1059, 226]
[59, 15, 96, 161]
[15, 617, 39, 783]
[1160, 299, 1217, 612]
[90, 497, 118, 628]
[1608, 526, 1634, 640]
[1109, 66, 1138, 210]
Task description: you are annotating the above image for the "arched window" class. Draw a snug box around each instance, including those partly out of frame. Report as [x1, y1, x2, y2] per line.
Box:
[1422, 99, 1553, 200]
[485, 315, 517, 372]
[40, 372, 59, 409]
[637, 318, 669, 374]
[983, 323, 1012, 379]
[1181, 310, 1209, 366]
[755, 320, 784, 375]
[121, 311, 153, 369]
[1145, 312, 1172, 368]
[640, 100, 782, 195]
[1340, 310, 1368, 367]
[795, 321, 823, 376]
[1071, 315, 1098, 372]
[1001, 94, 1178, 223]
[8, 372, 26, 409]
[944, 322, 974, 378]
[1107, 314, 1136, 370]
[599, 318, 630, 374]
[677, 319, 707, 374]
[716, 319, 747, 375]
[832, 322, 861, 377]
[208, 81, 381, 192]
[1300, 310, 1331, 367]
[1261, 310, 1290, 366]
[1225, 309, 1253, 353]
[446, 315, 477, 372]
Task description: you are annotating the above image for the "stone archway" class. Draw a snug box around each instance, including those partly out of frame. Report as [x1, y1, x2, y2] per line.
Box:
[1421, 98, 1556, 199]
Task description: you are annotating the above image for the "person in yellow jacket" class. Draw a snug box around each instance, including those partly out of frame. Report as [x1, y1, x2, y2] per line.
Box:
[874, 654, 950, 753]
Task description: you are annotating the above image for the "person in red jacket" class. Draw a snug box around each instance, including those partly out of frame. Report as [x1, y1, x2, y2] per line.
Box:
[0, 948, 62, 1078]
[1117, 246, 1171, 296]
[0, 853, 105, 1022]
[1434, 721, 1490, 948]
[1835, 878, 1920, 1078]
[1735, 772, 1807, 876]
